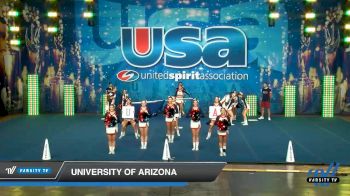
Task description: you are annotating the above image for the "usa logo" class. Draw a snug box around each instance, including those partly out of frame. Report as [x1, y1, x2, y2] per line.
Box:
[121, 26, 247, 69]
[117, 70, 139, 82]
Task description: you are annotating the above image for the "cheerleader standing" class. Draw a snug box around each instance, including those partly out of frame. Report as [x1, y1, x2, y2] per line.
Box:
[104, 104, 118, 154]
[120, 98, 139, 139]
[238, 92, 249, 126]
[138, 100, 150, 149]
[105, 83, 117, 112]
[173, 97, 181, 136]
[164, 96, 176, 143]
[189, 99, 201, 151]
[215, 108, 230, 156]
[206, 97, 221, 140]
[175, 82, 190, 116]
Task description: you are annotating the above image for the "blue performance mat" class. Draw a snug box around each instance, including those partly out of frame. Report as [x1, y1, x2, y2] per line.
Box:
[0, 114, 349, 165]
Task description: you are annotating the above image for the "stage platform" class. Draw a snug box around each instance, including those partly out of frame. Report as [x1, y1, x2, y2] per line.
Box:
[0, 114, 349, 165]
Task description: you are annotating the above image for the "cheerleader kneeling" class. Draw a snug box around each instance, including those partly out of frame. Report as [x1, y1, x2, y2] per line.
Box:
[190, 99, 201, 151]
[104, 104, 118, 154]
[215, 108, 231, 157]
[138, 100, 150, 149]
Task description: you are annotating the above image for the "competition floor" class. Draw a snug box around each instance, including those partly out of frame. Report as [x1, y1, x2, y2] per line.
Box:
[0, 114, 350, 164]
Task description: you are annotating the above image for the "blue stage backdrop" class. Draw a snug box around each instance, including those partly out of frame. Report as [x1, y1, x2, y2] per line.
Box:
[0, 0, 349, 114]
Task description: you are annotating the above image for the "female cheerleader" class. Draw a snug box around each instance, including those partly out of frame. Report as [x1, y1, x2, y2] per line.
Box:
[206, 96, 221, 140]
[164, 96, 176, 143]
[120, 98, 139, 139]
[175, 82, 190, 116]
[105, 83, 117, 112]
[215, 108, 230, 156]
[104, 104, 118, 154]
[220, 91, 237, 125]
[189, 99, 201, 151]
[119, 89, 129, 109]
[173, 97, 181, 137]
[238, 92, 249, 126]
[138, 100, 150, 149]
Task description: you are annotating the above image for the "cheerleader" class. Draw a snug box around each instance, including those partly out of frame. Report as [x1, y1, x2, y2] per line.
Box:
[206, 97, 221, 140]
[220, 91, 237, 125]
[120, 98, 139, 139]
[104, 104, 118, 154]
[237, 92, 249, 126]
[138, 100, 150, 149]
[175, 82, 190, 116]
[164, 96, 176, 143]
[105, 83, 117, 112]
[173, 97, 181, 136]
[215, 108, 230, 156]
[189, 99, 201, 151]
[118, 89, 129, 109]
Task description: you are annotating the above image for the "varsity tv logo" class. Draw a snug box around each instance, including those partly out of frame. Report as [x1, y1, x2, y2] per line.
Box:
[307, 162, 340, 186]
[121, 26, 247, 69]
[117, 70, 139, 82]
[5, 166, 16, 175]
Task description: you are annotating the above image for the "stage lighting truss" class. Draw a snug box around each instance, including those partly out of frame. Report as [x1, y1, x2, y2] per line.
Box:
[28, 74, 39, 116]
[284, 85, 296, 117]
[85, 0, 96, 26]
[303, 0, 317, 37]
[102, 94, 107, 115]
[268, 0, 279, 27]
[343, 1, 350, 44]
[64, 85, 75, 116]
[46, 0, 59, 33]
[246, 95, 257, 117]
[322, 76, 335, 118]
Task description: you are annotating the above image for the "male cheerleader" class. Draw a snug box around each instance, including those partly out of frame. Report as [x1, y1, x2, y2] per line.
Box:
[258, 82, 272, 121]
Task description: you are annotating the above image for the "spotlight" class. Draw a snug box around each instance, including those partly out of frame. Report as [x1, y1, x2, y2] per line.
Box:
[10, 39, 21, 45]
[344, 36, 350, 43]
[47, 26, 58, 33]
[345, 24, 350, 30]
[346, 10, 350, 16]
[268, 0, 279, 3]
[305, 0, 317, 2]
[9, 26, 20, 32]
[84, 0, 94, 2]
[304, 26, 316, 33]
[47, 11, 58, 18]
[269, 12, 280, 19]
[305, 12, 316, 19]
[83, 12, 94, 18]
[8, 10, 19, 17]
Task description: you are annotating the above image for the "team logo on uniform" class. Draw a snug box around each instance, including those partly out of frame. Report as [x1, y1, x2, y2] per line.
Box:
[117, 70, 139, 82]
